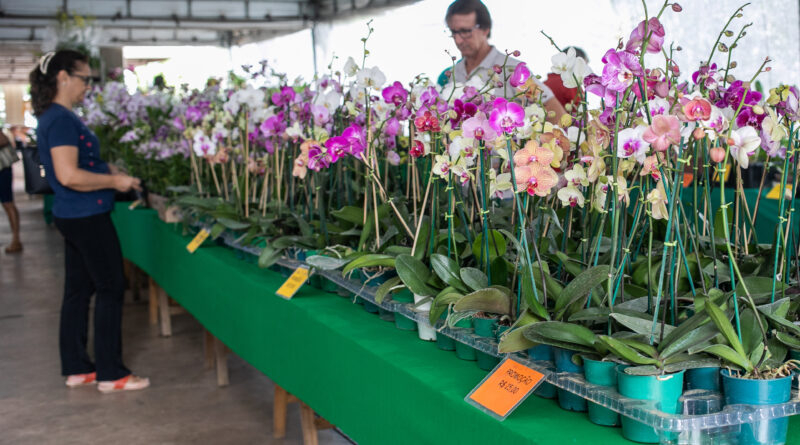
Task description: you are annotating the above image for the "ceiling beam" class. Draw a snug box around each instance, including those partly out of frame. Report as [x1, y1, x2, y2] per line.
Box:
[0, 16, 307, 31]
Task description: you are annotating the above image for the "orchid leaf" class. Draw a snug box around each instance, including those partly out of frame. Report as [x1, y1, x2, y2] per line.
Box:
[375, 277, 402, 304]
[523, 321, 597, 349]
[568, 307, 610, 323]
[453, 288, 511, 316]
[554, 265, 610, 319]
[705, 299, 747, 358]
[395, 254, 436, 296]
[498, 326, 538, 354]
[596, 335, 659, 366]
[306, 255, 349, 271]
[659, 321, 720, 359]
[209, 223, 225, 240]
[430, 254, 468, 293]
[774, 331, 800, 350]
[618, 337, 658, 359]
[697, 344, 752, 372]
[258, 246, 283, 269]
[341, 254, 396, 276]
[611, 312, 676, 339]
[459, 267, 489, 292]
[429, 291, 463, 325]
[757, 297, 791, 318]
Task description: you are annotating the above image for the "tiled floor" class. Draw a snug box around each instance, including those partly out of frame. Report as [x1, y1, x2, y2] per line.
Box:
[0, 182, 353, 445]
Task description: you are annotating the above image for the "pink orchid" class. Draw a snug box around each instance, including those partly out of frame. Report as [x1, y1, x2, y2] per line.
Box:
[682, 99, 712, 121]
[513, 140, 554, 167]
[509, 62, 531, 88]
[488, 98, 525, 134]
[310, 104, 330, 126]
[626, 17, 665, 54]
[515, 163, 559, 197]
[462, 112, 497, 142]
[642, 115, 681, 152]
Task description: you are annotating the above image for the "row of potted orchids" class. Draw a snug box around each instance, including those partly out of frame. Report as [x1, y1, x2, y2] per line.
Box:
[83, 2, 800, 443]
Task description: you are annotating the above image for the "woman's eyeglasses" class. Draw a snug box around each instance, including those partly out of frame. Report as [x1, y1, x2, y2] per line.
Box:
[70, 73, 93, 86]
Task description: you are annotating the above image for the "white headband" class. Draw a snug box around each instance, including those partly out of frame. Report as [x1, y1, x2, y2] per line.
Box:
[38, 52, 55, 75]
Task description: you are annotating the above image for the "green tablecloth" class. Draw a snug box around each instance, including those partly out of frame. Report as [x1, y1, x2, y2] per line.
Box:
[111, 204, 800, 445]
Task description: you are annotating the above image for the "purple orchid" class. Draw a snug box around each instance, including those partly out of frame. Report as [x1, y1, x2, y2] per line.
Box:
[384, 117, 400, 137]
[601, 49, 644, 93]
[584, 73, 617, 106]
[381, 81, 408, 106]
[488, 98, 525, 134]
[450, 99, 478, 128]
[342, 124, 366, 157]
[324, 136, 350, 162]
[626, 17, 665, 54]
[271, 86, 296, 107]
[308, 143, 336, 171]
[259, 112, 287, 138]
[776, 87, 799, 120]
[509, 62, 531, 88]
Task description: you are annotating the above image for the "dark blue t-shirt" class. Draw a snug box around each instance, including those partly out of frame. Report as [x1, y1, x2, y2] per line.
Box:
[36, 103, 114, 218]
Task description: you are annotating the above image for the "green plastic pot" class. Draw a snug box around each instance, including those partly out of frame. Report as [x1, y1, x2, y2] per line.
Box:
[473, 317, 500, 371]
[552, 347, 587, 412]
[435, 312, 456, 351]
[362, 300, 379, 313]
[616, 366, 685, 443]
[453, 318, 476, 361]
[685, 367, 721, 392]
[392, 290, 417, 331]
[582, 357, 620, 426]
[721, 369, 792, 445]
[528, 345, 557, 399]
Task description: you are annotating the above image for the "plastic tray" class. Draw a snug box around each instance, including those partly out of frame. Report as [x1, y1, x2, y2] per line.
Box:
[210, 226, 800, 442]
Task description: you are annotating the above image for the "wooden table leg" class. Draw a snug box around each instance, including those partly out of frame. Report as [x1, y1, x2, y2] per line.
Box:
[273, 385, 289, 438]
[158, 286, 172, 337]
[214, 336, 229, 387]
[299, 402, 319, 445]
[148, 277, 159, 325]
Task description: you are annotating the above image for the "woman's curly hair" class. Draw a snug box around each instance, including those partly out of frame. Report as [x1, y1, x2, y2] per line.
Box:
[29, 50, 89, 116]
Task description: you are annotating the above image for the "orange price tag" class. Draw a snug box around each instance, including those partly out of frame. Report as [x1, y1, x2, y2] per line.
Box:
[466, 356, 545, 420]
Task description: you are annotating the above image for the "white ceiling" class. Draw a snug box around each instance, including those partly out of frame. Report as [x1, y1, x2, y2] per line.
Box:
[0, 0, 417, 83]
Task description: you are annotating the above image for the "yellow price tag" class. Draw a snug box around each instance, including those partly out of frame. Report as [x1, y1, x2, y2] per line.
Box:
[713, 166, 731, 183]
[186, 229, 210, 253]
[276, 266, 311, 300]
[766, 184, 792, 200]
[128, 199, 143, 210]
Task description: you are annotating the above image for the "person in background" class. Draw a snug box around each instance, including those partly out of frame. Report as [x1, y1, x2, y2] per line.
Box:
[442, 0, 567, 123]
[29, 49, 150, 393]
[0, 128, 22, 253]
[544, 46, 589, 108]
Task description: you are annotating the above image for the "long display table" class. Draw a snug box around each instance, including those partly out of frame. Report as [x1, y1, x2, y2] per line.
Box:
[111, 204, 800, 445]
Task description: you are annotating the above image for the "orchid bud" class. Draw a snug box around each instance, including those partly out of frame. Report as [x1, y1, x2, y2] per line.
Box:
[692, 127, 705, 140]
[765, 67, 772, 72]
[724, 30, 734, 37]
[709, 147, 726, 163]
[493, 65, 503, 74]
[752, 105, 765, 115]
[726, 137, 736, 146]
[671, 3, 682, 12]
[512, 50, 521, 57]
[726, 75, 736, 83]
[496, 81, 504, 88]
[730, 61, 738, 68]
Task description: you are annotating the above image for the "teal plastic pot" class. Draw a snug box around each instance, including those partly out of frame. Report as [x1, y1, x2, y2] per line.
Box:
[792, 350, 800, 389]
[552, 347, 586, 412]
[617, 366, 685, 443]
[721, 369, 792, 445]
[528, 345, 557, 399]
[453, 318, 476, 361]
[582, 357, 620, 426]
[474, 317, 500, 371]
[392, 290, 417, 331]
[685, 367, 721, 392]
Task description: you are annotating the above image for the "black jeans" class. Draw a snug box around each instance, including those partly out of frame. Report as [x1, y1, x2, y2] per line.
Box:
[54, 212, 130, 381]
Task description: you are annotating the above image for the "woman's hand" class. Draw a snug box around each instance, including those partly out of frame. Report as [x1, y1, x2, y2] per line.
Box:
[112, 174, 142, 192]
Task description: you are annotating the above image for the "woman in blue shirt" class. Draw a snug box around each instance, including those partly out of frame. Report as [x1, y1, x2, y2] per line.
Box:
[30, 50, 149, 393]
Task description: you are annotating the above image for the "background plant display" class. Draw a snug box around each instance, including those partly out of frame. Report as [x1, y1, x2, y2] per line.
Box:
[82, 2, 800, 443]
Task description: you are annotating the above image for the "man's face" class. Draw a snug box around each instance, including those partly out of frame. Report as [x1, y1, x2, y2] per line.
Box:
[447, 12, 489, 59]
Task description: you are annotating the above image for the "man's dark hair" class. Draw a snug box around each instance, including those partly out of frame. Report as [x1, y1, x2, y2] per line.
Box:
[445, 0, 492, 37]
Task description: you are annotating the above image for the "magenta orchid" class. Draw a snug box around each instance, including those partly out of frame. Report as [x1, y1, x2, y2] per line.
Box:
[381, 81, 408, 106]
[509, 62, 531, 88]
[488, 98, 525, 134]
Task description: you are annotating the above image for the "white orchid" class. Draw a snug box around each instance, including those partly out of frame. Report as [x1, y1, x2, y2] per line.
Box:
[551, 48, 592, 89]
[564, 164, 589, 187]
[356, 66, 386, 91]
[192, 129, 216, 157]
[729, 126, 761, 168]
[343, 57, 359, 77]
[557, 185, 585, 208]
[448, 136, 477, 166]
